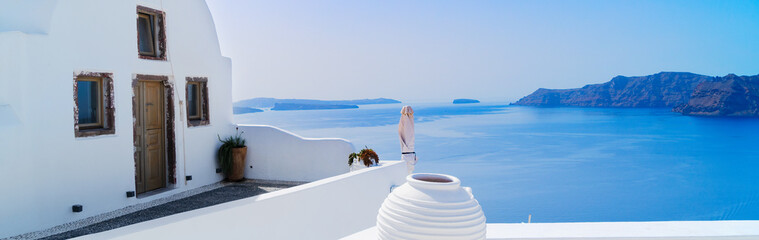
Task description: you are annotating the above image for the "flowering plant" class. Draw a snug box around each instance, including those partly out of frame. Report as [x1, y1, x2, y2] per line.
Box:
[348, 146, 379, 167]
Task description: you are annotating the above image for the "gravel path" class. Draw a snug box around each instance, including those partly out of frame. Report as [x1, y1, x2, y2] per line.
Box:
[40, 181, 300, 240]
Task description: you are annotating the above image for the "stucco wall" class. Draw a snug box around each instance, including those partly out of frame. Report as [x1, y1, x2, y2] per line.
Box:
[238, 124, 355, 182]
[77, 161, 409, 240]
[0, 31, 26, 128]
[0, 0, 234, 237]
[0, 0, 58, 34]
[344, 221, 759, 239]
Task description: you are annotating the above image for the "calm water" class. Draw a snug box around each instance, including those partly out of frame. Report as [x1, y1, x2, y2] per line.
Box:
[235, 102, 759, 223]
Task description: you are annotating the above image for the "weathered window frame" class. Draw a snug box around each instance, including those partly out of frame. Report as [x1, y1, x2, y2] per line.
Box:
[74, 72, 115, 138]
[137, 6, 166, 61]
[186, 77, 209, 127]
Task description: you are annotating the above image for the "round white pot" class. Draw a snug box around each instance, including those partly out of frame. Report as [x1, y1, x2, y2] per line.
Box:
[377, 173, 486, 240]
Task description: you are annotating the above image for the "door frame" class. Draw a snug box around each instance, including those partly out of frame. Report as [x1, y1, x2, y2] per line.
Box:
[132, 74, 177, 194]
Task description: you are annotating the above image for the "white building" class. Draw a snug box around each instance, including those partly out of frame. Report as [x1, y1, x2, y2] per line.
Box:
[0, 0, 237, 237]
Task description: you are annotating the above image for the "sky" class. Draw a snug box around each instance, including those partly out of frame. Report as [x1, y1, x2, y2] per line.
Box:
[206, 0, 759, 102]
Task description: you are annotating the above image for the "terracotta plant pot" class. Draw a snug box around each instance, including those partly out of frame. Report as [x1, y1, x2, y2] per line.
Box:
[228, 147, 247, 181]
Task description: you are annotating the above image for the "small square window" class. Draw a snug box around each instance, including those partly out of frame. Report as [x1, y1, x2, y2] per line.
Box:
[186, 77, 209, 127]
[74, 72, 115, 137]
[137, 6, 166, 60]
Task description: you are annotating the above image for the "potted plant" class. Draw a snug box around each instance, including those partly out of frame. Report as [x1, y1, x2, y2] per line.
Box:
[348, 146, 379, 167]
[218, 129, 246, 181]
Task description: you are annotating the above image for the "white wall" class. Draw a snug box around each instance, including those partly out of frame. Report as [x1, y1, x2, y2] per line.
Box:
[0, 104, 19, 127]
[483, 221, 759, 239]
[239, 124, 356, 182]
[77, 161, 409, 240]
[0, 0, 234, 237]
[345, 221, 759, 240]
[0, 0, 58, 34]
[0, 31, 26, 128]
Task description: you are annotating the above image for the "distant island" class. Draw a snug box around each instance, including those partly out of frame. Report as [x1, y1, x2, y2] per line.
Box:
[233, 97, 401, 113]
[453, 99, 480, 104]
[272, 103, 358, 111]
[513, 72, 759, 117]
[232, 107, 263, 114]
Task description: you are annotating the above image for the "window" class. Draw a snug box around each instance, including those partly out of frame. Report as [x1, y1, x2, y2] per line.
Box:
[187, 82, 201, 120]
[186, 77, 209, 127]
[77, 77, 103, 129]
[74, 72, 115, 137]
[137, 6, 166, 60]
[137, 13, 155, 56]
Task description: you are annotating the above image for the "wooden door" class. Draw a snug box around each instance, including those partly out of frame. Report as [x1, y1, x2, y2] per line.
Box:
[135, 81, 166, 194]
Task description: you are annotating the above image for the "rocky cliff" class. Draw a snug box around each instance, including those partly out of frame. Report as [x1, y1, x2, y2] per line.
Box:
[514, 72, 759, 117]
[673, 74, 759, 117]
[513, 72, 711, 107]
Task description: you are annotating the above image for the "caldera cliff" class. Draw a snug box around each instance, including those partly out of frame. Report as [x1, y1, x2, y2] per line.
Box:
[514, 72, 759, 117]
[673, 74, 759, 117]
[513, 72, 710, 108]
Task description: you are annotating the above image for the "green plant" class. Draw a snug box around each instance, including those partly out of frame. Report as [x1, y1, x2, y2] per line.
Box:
[217, 129, 246, 175]
[348, 146, 379, 167]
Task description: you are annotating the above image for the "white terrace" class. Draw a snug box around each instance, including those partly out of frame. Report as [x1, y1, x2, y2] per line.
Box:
[75, 153, 759, 239]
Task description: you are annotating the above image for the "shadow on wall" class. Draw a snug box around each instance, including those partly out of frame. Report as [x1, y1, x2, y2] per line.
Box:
[0, 0, 58, 34]
[0, 104, 19, 127]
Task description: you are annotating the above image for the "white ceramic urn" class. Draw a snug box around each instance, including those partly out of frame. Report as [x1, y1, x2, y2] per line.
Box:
[377, 173, 486, 240]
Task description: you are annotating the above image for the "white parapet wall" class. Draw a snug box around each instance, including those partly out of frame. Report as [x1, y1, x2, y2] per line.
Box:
[79, 161, 408, 240]
[484, 221, 759, 239]
[344, 221, 759, 239]
[237, 124, 356, 182]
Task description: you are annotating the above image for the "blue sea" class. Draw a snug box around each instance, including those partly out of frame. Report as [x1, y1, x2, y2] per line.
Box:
[235, 102, 759, 223]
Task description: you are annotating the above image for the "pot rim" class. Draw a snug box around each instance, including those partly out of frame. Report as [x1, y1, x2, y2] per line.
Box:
[406, 173, 461, 189]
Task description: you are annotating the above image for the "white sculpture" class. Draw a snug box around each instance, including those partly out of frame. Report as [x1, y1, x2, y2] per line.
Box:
[377, 173, 487, 240]
[398, 106, 416, 174]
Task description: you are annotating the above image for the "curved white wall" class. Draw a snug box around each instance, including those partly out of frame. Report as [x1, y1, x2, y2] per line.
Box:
[238, 124, 355, 182]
